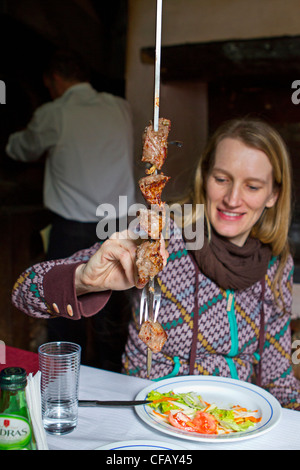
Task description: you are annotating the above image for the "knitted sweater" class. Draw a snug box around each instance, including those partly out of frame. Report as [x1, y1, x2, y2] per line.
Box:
[11, 223, 300, 410]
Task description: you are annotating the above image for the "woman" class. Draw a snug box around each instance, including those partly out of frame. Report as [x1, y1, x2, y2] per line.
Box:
[12, 117, 300, 409]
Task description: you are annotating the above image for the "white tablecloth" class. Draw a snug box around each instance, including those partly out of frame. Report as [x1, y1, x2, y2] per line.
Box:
[46, 365, 300, 451]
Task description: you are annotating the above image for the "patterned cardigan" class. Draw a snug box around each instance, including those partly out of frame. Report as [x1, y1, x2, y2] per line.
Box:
[11, 221, 300, 410]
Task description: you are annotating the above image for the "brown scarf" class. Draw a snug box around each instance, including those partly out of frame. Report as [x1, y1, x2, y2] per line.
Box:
[189, 225, 272, 291]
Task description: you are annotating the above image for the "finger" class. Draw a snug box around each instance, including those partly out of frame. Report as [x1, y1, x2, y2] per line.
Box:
[114, 242, 145, 289]
[110, 229, 140, 245]
[99, 235, 141, 289]
[114, 245, 137, 287]
[102, 239, 136, 283]
[104, 237, 137, 262]
[110, 230, 131, 241]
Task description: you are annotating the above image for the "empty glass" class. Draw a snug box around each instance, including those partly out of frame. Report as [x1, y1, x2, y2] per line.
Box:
[38, 342, 81, 435]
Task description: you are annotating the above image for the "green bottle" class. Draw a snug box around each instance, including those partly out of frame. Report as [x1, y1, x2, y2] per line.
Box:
[0, 367, 36, 450]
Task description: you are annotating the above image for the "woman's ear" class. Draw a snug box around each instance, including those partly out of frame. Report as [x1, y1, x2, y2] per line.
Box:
[265, 187, 279, 209]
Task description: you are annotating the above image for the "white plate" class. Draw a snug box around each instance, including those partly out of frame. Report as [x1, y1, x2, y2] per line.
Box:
[95, 440, 186, 450]
[135, 376, 282, 443]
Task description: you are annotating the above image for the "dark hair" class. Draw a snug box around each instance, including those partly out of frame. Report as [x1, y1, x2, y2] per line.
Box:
[44, 50, 90, 82]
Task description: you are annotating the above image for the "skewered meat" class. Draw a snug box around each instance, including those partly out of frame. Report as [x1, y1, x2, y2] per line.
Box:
[137, 207, 166, 240]
[142, 118, 171, 171]
[138, 320, 168, 353]
[137, 116, 171, 356]
[139, 174, 170, 206]
[136, 239, 164, 285]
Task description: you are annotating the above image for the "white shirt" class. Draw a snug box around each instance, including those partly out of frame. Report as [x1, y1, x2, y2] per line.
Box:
[6, 83, 136, 222]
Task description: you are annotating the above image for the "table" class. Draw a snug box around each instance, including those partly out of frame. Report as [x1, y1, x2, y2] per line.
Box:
[46, 365, 300, 451]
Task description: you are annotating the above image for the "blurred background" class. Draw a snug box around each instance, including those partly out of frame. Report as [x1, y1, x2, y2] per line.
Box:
[1, 0, 300, 356]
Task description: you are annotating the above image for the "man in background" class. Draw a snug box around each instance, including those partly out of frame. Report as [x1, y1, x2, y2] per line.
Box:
[6, 49, 135, 257]
[6, 50, 136, 370]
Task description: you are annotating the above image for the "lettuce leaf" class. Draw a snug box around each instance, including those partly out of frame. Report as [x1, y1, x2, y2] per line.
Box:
[147, 390, 182, 413]
[211, 408, 255, 432]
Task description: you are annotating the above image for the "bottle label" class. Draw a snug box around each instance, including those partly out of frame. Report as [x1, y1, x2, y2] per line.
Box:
[0, 415, 32, 449]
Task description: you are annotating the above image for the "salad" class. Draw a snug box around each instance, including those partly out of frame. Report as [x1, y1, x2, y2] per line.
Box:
[146, 390, 262, 435]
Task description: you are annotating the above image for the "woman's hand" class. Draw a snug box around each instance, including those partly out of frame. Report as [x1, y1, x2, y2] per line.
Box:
[75, 231, 145, 295]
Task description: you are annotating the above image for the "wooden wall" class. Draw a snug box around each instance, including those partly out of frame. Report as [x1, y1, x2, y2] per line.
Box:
[0, 0, 128, 353]
[0, 204, 50, 351]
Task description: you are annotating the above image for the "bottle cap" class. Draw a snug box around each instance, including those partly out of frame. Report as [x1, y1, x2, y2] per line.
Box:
[0, 367, 27, 390]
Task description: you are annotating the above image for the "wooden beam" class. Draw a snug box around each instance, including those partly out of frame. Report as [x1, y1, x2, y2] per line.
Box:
[141, 35, 300, 82]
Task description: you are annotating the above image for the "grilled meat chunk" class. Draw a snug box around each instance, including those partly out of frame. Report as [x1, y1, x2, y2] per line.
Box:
[136, 239, 166, 284]
[138, 320, 168, 353]
[137, 207, 166, 239]
[142, 118, 171, 171]
[139, 174, 170, 206]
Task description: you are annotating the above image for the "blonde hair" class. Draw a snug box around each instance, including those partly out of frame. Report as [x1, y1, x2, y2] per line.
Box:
[183, 117, 292, 303]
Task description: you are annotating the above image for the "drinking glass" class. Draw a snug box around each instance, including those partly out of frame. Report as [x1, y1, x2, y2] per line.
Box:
[38, 342, 81, 435]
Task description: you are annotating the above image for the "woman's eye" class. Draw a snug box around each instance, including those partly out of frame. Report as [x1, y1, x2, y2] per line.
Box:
[248, 185, 260, 191]
[214, 176, 227, 183]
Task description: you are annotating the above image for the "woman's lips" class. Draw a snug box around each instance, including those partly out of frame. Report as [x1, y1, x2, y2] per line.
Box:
[217, 208, 245, 220]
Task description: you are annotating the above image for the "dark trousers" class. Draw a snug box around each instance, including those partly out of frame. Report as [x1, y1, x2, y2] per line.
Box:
[46, 213, 131, 372]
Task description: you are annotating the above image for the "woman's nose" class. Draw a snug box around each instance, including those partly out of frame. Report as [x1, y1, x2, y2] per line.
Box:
[223, 184, 242, 207]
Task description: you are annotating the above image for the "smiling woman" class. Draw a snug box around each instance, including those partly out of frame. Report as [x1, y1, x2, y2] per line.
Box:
[10, 117, 300, 410]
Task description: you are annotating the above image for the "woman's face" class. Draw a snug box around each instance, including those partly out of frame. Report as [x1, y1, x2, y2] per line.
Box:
[205, 137, 278, 246]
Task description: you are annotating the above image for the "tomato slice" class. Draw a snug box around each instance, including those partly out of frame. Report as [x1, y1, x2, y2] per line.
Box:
[168, 411, 197, 432]
[168, 410, 218, 435]
[192, 411, 218, 434]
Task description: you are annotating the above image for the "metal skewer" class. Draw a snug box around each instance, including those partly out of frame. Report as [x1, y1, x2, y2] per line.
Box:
[147, 0, 163, 377]
[146, 278, 155, 377]
[153, 0, 162, 133]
